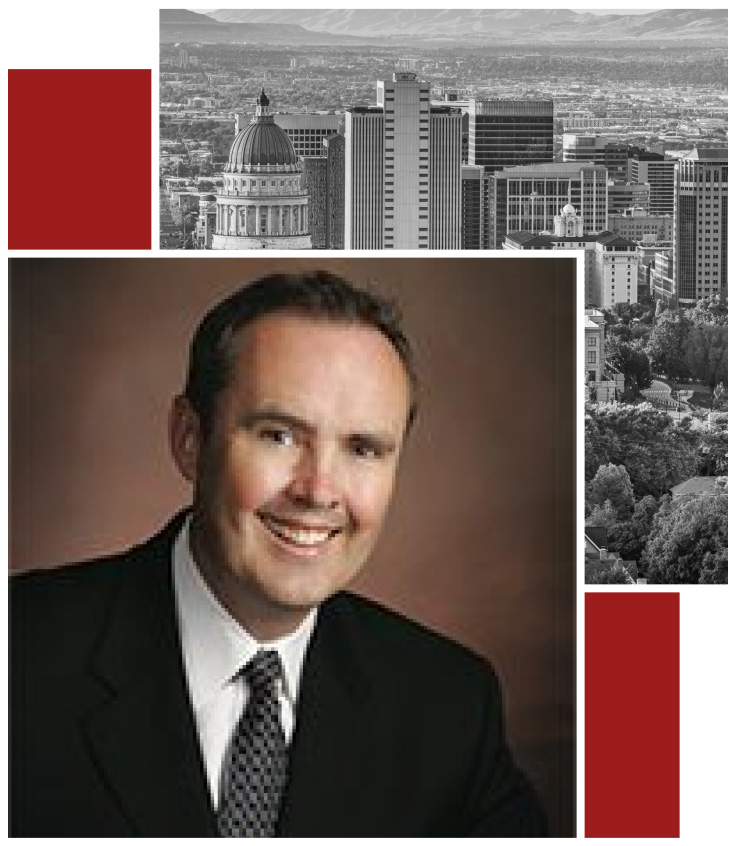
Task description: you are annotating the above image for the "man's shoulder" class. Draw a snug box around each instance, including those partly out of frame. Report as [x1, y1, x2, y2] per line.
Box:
[11, 550, 133, 610]
[10, 515, 183, 629]
[326, 591, 496, 691]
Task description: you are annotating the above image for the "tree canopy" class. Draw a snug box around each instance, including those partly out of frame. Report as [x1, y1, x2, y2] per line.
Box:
[587, 563, 633, 585]
[685, 294, 728, 326]
[585, 403, 700, 498]
[684, 323, 728, 400]
[605, 336, 652, 399]
[645, 313, 693, 381]
[640, 491, 728, 584]
[586, 463, 635, 519]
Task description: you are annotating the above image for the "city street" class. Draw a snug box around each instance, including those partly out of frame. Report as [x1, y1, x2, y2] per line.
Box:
[159, 189, 182, 248]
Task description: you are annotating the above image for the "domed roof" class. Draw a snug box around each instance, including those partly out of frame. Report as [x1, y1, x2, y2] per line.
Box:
[561, 203, 577, 215]
[201, 193, 217, 201]
[225, 89, 297, 172]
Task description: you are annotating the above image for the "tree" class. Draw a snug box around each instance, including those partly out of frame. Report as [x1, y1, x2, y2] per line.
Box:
[605, 336, 652, 399]
[646, 313, 692, 381]
[686, 294, 728, 326]
[684, 323, 728, 404]
[606, 494, 660, 562]
[611, 301, 655, 325]
[587, 563, 633, 585]
[587, 499, 618, 532]
[608, 322, 632, 341]
[640, 492, 728, 584]
[585, 403, 700, 498]
[711, 382, 727, 411]
[586, 463, 635, 519]
[585, 407, 620, 482]
[696, 413, 728, 476]
[630, 323, 651, 345]
[699, 547, 728, 584]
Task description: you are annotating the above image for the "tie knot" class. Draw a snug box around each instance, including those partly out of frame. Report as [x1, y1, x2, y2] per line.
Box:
[242, 649, 283, 695]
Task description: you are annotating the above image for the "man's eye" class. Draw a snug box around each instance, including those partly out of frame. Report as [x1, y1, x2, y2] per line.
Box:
[260, 428, 294, 446]
[349, 437, 385, 459]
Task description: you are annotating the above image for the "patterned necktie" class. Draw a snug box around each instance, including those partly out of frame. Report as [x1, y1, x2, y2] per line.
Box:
[217, 649, 288, 837]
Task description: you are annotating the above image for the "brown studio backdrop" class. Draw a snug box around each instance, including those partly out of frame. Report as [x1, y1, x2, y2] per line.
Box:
[10, 256, 576, 836]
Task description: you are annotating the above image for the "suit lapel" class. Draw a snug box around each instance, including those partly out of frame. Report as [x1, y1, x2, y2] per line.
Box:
[83, 520, 217, 836]
[278, 594, 384, 836]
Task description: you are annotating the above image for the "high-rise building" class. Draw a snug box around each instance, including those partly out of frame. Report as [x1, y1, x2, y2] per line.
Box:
[303, 134, 345, 249]
[563, 134, 628, 181]
[628, 153, 676, 217]
[345, 72, 462, 249]
[429, 106, 463, 248]
[469, 99, 553, 173]
[461, 165, 493, 249]
[273, 113, 340, 159]
[607, 180, 650, 214]
[344, 106, 384, 249]
[672, 147, 728, 306]
[651, 250, 676, 307]
[491, 162, 608, 249]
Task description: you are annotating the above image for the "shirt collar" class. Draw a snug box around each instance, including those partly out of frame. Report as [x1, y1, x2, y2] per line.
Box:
[172, 517, 318, 714]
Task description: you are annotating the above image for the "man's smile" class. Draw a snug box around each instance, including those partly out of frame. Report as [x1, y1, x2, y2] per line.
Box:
[257, 512, 344, 550]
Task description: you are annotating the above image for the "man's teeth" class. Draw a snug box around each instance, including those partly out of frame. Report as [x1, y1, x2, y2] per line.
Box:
[262, 517, 333, 546]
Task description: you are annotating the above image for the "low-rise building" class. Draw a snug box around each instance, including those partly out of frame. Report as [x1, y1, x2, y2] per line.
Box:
[608, 206, 673, 243]
[504, 204, 638, 308]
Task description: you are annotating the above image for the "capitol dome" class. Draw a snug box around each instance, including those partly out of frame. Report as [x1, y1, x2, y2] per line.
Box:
[225, 90, 298, 172]
[561, 203, 576, 215]
[212, 89, 310, 250]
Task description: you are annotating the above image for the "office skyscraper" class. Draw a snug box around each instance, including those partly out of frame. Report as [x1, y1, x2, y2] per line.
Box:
[469, 99, 554, 173]
[345, 72, 462, 249]
[303, 134, 345, 249]
[673, 147, 728, 305]
[461, 165, 493, 249]
[628, 152, 676, 217]
[563, 134, 628, 182]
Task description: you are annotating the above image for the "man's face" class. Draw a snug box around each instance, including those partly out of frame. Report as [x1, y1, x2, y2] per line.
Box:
[171, 312, 411, 637]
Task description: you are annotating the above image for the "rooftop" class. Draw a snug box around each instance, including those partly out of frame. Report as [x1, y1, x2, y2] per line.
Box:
[496, 162, 607, 177]
[683, 147, 728, 161]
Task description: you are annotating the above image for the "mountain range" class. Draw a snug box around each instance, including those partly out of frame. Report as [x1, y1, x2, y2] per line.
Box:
[180, 8, 728, 44]
[160, 9, 379, 44]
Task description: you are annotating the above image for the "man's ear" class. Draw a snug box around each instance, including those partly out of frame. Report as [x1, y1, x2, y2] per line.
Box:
[169, 395, 201, 482]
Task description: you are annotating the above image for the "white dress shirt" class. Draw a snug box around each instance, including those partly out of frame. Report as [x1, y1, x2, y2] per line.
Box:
[172, 518, 317, 807]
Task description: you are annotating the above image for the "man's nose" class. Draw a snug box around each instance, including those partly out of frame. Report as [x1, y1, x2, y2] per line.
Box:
[287, 445, 342, 510]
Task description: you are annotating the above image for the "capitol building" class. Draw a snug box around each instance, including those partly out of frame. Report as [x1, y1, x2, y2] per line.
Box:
[211, 90, 311, 249]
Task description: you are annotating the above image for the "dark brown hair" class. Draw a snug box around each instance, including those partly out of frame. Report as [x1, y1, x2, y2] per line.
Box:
[184, 270, 417, 436]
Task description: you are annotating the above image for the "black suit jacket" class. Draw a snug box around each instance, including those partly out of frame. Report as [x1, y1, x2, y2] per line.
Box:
[10, 516, 546, 837]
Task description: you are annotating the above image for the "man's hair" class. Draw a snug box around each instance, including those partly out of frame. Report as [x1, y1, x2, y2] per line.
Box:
[184, 270, 417, 436]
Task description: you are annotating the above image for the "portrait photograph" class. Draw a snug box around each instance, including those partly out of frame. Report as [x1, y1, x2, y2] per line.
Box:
[10, 255, 575, 836]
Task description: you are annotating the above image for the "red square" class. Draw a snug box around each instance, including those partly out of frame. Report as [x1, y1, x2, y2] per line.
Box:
[8, 70, 151, 249]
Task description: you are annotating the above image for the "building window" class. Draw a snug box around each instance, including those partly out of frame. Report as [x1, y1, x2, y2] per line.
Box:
[588, 336, 597, 346]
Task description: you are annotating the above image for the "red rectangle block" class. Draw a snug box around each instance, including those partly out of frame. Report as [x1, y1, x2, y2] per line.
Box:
[585, 593, 679, 838]
[8, 69, 151, 250]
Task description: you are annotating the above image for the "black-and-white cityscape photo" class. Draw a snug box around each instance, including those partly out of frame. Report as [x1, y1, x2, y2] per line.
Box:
[159, 8, 727, 584]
